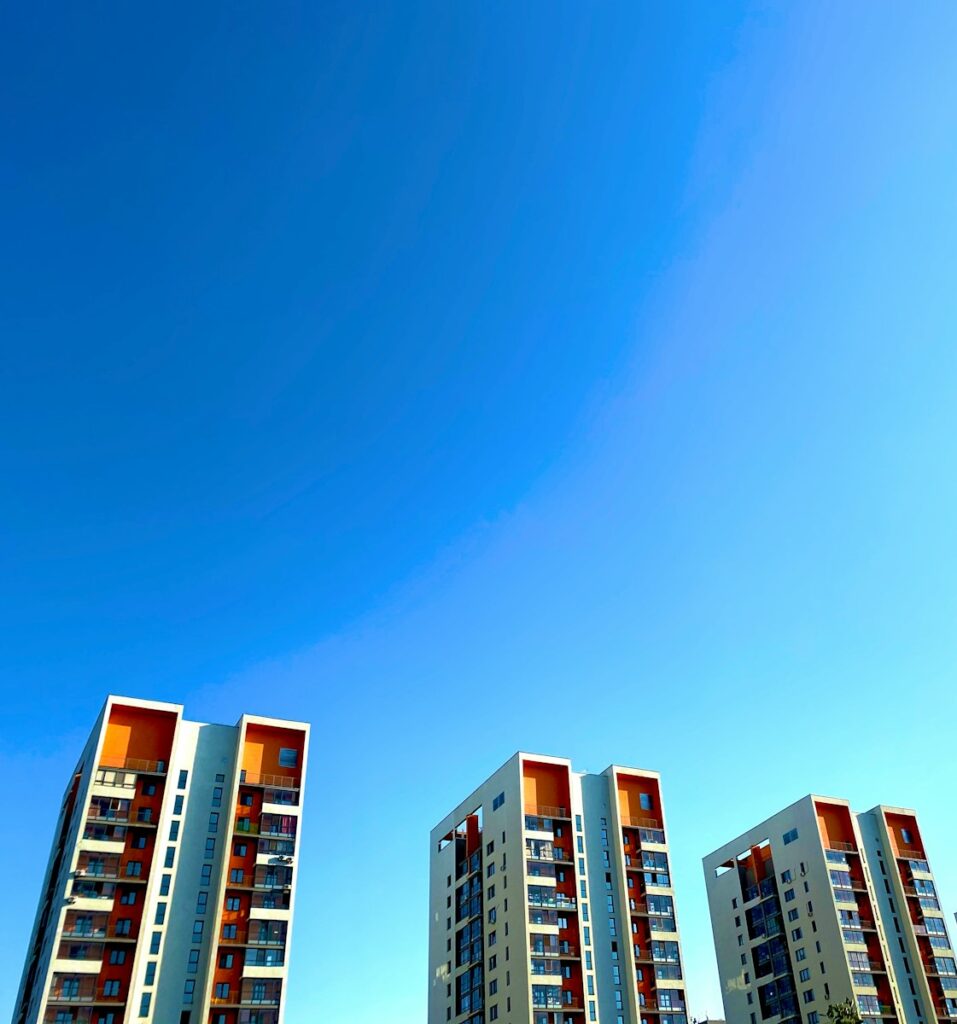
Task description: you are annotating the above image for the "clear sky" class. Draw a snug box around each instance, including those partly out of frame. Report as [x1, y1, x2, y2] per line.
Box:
[3, 3, 957, 1021]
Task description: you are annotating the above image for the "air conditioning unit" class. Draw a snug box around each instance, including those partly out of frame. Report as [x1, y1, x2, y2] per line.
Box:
[75, 869, 86, 877]
[66, 896, 77, 904]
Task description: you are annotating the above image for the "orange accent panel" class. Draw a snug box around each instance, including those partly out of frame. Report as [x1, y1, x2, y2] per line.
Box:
[616, 774, 661, 825]
[100, 704, 177, 767]
[815, 801, 855, 849]
[522, 760, 570, 813]
[241, 724, 306, 780]
[884, 812, 923, 857]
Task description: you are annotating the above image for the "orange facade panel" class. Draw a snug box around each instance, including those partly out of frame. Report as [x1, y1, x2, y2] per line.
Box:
[815, 800, 855, 850]
[100, 704, 177, 768]
[522, 760, 570, 815]
[616, 773, 662, 827]
[241, 724, 306, 783]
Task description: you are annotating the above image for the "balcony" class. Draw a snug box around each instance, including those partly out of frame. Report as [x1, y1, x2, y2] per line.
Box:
[621, 815, 663, 831]
[48, 978, 125, 1004]
[241, 770, 299, 791]
[525, 804, 570, 820]
[98, 757, 167, 775]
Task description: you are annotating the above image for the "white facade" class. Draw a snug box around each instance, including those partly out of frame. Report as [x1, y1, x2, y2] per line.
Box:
[14, 695, 309, 1024]
[429, 752, 690, 1024]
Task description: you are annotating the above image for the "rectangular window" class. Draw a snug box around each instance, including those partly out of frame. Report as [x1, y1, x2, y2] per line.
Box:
[196, 892, 208, 913]
[492, 792, 505, 811]
[208, 813, 219, 833]
[183, 980, 195, 1005]
[187, 949, 200, 973]
[145, 962, 156, 985]
[150, 932, 161, 954]
[204, 838, 216, 860]
[178, 770, 188, 789]
[139, 993, 151, 1018]
[169, 821, 180, 841]
[212, 787, 223, 807]
[200, 865, 212, 885]
[173, 795, 184, 815]
[192, 920, 204, 942]
[278, 748, 298, 768]
[155, 903, 167, 925]
[783, 828, 799, 845]
[164, 847, 175, 869]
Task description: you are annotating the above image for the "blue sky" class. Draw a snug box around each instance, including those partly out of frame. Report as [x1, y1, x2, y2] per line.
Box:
[3, 3, 957, 1020]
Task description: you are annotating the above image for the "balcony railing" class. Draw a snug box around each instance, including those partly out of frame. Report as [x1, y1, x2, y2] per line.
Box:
[240, 770, 299, 790]
[828, 841, 857, 853]
[622, 816, 663, 831]
[525, 804, 570, 819]
[98, 757, 167, 775]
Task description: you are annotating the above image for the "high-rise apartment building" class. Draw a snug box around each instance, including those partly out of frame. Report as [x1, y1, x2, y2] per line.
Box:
[14, 695, 309, 1024]
[703, 795, 957, 1024]
[428, 752, 690, 1024]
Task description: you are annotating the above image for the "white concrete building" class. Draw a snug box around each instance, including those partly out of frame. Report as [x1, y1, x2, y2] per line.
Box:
[14, 695, 309, 1024]
[703, 795, 956, 1024]
[429, 752, 690, 1024]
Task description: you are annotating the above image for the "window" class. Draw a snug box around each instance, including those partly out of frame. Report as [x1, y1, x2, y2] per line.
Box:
[187, 948, 200, 973]
[230, 868, 245, 884]
[492, 792, 505, 811]
[233, 843, 247, 858]
[216, 773, 225, 783]
[115, 918, 132, 935]
[196, 892, 208, 913]
[109, 949, 126, 965]
[145, 961, 156, 985]
[137, 807, 153, 823]
[143, 783, 156, 796]
[781, 870, 793, 883]
[155, 903, 167, 925]
[241, 793, 254, 807]
[803, 989, 815, 1004]
[204, 838, 216, 860]
[212, 787, 223, 807]
[223, 924, 238, 939]
[208, 813, 219, 833]
[901, 828, 913, 845]
[164, 847, 175, 869]
[169, 821, 180, 841]
[800, 969, 811, 982]
[788, 909, 799, 922]
[783, 828, 799, 845]
[226, 897, 241, 911]
[200, 865, 212, 885]
[792, 928, 803, 941]
[278, 748, 298, 768]
[120, 890, 137, 906]
[796, 948, 807, 961]
[132, 836, 147, 850]
[173, 795, 184, 815]
[150, 932, 161, 954]
[126, 861, 142, 877]
[215, 983, 230, 1000]
[183, 980, 195, 1004]
[639, 792, 653, 811]
[192, 921, 204, 942]
[178, 770, 188, 789]
[139, 993, 151, 1018]
[220, 953, 235, 969]
[785, 888, 796, 903]
[103, 980, 120, 996]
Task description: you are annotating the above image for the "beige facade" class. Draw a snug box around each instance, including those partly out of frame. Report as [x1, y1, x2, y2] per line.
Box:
[14, 695, 309, 1024]
[429, 752, 690, 1024]
[703, 795, 956, 1024]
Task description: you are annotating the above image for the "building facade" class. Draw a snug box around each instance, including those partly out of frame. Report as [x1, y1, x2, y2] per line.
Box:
[703, 795, 957, 1024]
[14, 695, 309, 1024]
[428, 752, 690, 1024]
